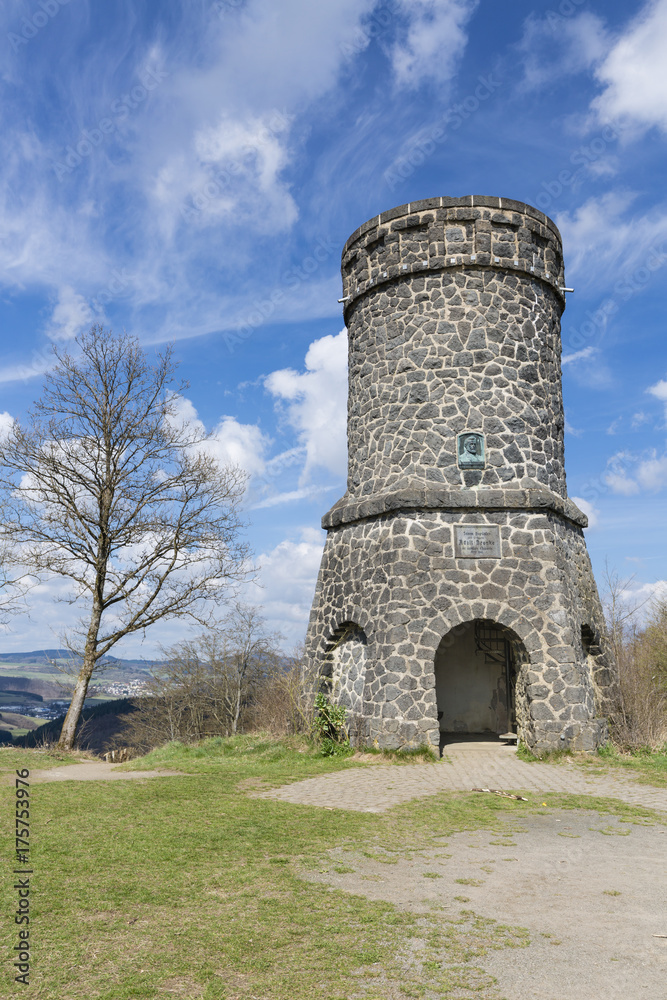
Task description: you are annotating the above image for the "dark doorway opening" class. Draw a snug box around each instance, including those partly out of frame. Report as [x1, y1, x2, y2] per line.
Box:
[435, 619, 521, 748]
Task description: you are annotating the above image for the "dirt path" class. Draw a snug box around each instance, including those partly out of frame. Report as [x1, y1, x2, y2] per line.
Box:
[3, 760, 184, 783]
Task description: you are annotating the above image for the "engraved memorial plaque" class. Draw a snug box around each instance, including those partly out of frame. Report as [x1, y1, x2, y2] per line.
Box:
[457, 431, 485, 469]
[454, 525, 501, 558]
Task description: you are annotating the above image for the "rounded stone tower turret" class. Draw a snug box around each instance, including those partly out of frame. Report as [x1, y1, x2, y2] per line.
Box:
[306, 196, 617, 754]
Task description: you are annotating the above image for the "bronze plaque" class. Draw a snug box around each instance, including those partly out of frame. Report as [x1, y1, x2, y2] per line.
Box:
[457, 431, 485, 469]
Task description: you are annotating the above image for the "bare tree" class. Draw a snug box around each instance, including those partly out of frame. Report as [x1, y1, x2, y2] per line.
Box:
[600, 561, 647, 667]
[642, 596, 667, 691]
[118, 603, 280, 749]
[0, 327, 249, 749]
[219, 602, 280, 735]
[601, 563, 667, 748]
[249, 641, 319, 736]
[0, 541, 29, 623]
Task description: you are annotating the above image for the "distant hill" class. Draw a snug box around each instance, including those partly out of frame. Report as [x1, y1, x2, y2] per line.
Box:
[0, 650, 160, 671]
[0, 649, 75, 663]
[0, 676, 65, 698]
[17, 698, 139, 753]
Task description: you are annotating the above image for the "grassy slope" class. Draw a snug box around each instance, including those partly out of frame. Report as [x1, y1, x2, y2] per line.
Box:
[1, 735, 663, 1000]
[517, 742, 667, 788]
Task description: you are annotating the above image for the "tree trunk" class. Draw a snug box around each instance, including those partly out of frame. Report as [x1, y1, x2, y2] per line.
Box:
[56, 654, 96, 750]
[231, 671, 241, 736]
[57, 603, 103, 750]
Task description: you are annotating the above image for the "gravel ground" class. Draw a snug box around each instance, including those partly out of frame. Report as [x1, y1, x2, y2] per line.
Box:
[302, 809, 667, 1000]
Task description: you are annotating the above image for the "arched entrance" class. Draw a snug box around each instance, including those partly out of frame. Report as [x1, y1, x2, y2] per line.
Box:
[434, 619, 525, 738]
[322, 622, 367, 712]
[322, 622, 368, 746]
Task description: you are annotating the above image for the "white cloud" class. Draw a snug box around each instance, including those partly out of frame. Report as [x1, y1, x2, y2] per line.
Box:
[244, 527, 325, 647]
[604, 471, 640, 496]
[264, 329, 348, 482]
[592, 0, 667, 134]
[618, 579, 667, 620]
[0, 0, 377, 369]
[603, 447, 667, 495]
[518, 11, 608, 91]
[560, 340, 611, 389]
[556, 192, 667, 290]
[165, 394, 271, 480]
[208, 416, 271, 478]
[46, 285, 94, 342]
[636, 454, 667, 492]
[251, 485, 332, 510]
[648, 377, 667, 420]
[648, 378, 667, 401]
[161, 110, 298, 236]
[571, 496, 599, 529]
[0, 411, 14, 441]
[561, 346, 597, 365]
[390, 0, 478, 90]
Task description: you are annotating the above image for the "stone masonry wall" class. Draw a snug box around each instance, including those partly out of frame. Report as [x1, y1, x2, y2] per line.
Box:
[342, 196, 568, 499]
[307, 503, 611, 753]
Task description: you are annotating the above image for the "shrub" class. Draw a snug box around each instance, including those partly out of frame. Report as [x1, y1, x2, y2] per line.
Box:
[312, 693, 351, 757]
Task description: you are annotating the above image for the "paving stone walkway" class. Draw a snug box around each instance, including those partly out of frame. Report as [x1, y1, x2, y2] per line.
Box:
[259, 743, 667, 814]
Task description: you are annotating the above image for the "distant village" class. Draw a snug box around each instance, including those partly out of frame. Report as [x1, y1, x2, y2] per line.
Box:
[96, 679, 149, 698]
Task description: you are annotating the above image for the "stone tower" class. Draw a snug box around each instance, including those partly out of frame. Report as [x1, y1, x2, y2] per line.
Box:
[305, 195, 617, 754]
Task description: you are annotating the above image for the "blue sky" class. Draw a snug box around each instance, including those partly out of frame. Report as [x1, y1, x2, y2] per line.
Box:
[1, 0, 666, 656]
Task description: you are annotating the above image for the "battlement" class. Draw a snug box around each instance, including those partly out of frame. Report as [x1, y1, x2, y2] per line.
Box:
[341, 195, 565, 316]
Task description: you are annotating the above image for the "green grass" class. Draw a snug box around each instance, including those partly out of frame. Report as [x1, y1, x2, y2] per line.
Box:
[357, 743, 438, 763]
[1, 735, 663, 999]
[517, 739, 667, 788]
[0, 667, 70, 681]
[515, 742, 574, 764]
[119, 733, 438, 784]
[0, 746, 94, 774]
[588, 743, 667, 786]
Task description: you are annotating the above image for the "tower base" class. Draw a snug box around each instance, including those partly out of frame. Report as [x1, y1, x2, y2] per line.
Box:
[306, 486, 616, 754]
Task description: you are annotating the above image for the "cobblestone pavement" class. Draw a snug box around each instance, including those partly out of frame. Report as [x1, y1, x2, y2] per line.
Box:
[259, 743, 667, 814]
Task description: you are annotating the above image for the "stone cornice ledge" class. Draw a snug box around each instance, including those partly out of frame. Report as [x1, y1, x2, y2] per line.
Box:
[322, 486, 588, 530]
